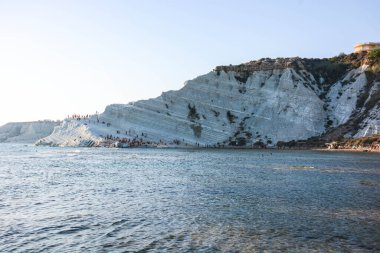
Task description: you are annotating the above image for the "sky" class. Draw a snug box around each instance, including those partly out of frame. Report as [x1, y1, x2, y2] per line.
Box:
[0, 0, 379, 126]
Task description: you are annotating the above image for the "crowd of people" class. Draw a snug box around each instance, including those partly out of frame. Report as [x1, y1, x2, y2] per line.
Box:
[68, 114, 93, 120]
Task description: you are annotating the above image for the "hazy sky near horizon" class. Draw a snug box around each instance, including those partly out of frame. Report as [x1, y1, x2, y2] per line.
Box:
[0, 0, 379, 126]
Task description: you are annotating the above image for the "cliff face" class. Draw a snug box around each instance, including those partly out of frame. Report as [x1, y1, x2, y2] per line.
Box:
[0, 121, 60, 143]
[37, 52, 380, 147]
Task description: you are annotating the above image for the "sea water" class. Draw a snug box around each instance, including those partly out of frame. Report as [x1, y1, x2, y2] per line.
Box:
[0, 143, 379, 252]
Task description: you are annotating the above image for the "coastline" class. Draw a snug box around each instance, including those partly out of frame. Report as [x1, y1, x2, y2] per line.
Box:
[313, 147, 380, 153]
[30, 142, 380, 153]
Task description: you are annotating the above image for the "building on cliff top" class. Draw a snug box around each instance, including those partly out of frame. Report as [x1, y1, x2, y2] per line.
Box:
[354, 42, 380, 53]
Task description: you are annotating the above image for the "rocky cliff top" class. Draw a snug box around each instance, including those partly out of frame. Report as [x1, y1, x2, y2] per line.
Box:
[215, 51, 380, 87]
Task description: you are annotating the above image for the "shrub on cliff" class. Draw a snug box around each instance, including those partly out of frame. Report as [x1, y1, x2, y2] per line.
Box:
[226, 111, 237, 124]
[187, 104, 200, 121]
[367, 49, 380, 73]
[368, 49, 380, 59]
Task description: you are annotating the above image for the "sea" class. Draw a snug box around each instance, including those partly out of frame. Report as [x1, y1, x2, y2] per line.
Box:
[0, 143, 379, 252]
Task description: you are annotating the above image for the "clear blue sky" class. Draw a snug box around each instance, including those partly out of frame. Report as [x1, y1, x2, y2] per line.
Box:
[0, 0, 379, 125]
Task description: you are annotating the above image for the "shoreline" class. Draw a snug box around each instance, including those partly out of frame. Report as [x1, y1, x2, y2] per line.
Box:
[2, 142, 380, 153]
[313, 147, 380, 153]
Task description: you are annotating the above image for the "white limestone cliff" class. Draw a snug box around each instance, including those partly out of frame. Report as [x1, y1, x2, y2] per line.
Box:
[325, 66, 368, 126]
[37, 56, 380, 148]
[354, 79, 380, 137]
[0, 121, 60, 143]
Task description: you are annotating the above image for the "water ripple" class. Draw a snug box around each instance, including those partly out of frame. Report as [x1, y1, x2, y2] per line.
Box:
[0, 144, 379, 252]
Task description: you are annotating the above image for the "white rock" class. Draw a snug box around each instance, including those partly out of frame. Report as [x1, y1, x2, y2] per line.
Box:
[0, 121, 60, 143]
